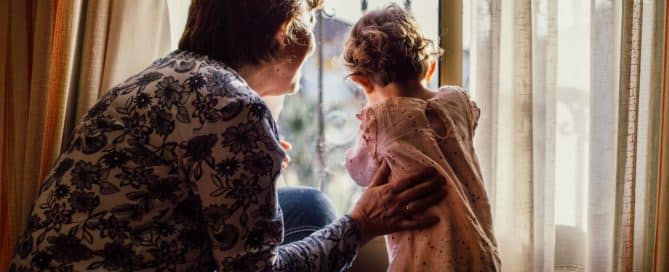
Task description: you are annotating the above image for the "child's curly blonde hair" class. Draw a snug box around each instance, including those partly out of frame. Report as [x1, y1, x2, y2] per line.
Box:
[343, 4, 442, 86]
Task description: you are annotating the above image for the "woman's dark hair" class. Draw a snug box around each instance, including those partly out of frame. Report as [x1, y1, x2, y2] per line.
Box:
[343, 4, 442, 86]
[179, 0, 323, 68]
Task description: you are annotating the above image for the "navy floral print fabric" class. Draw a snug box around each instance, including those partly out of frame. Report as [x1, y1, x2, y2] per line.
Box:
[10, 51, 360, 272]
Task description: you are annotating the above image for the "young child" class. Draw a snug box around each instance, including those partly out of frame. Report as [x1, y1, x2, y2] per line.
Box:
[343, 5, 500, 271]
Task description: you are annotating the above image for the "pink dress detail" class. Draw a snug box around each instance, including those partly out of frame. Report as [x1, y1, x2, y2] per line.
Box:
[346, 86, 501, 271]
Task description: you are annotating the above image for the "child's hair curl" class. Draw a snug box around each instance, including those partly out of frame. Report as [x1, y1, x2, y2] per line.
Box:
[343, 4, 442, 86]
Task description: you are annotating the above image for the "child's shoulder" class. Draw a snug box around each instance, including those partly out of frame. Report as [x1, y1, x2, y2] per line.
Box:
[434, 85, 470, 99]
[432, 85, 476, 106]
[357, 86, 478, 127]
[431, 85, 481, 129]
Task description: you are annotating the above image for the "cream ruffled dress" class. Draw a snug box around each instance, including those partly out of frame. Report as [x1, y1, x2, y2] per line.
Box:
[346, 86, 501, 271]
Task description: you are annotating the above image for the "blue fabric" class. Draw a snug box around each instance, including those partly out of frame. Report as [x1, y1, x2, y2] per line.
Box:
[279, 186, 338, 244]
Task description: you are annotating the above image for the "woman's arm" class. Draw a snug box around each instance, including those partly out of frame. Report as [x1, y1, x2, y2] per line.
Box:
[275, 216, 361, 271]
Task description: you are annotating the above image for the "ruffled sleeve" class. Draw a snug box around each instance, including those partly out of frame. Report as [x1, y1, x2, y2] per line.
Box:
[440, 85, 481, 137]
[465, 92, 481, 134]
[345, 108, 380, 186]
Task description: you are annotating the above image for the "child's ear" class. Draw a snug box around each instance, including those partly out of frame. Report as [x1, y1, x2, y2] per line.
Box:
[350, 75, 374, 94]
[424, 60, 437, 83]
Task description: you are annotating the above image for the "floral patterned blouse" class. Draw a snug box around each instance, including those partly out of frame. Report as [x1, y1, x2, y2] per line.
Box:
[11, 51, 360, 271]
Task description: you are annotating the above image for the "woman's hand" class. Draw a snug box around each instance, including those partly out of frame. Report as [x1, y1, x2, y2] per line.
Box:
[279, 140, 292, 170]
[348, 161, 445, 245]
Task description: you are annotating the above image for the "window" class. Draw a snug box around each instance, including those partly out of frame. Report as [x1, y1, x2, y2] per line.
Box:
[278, 0, 441, 213]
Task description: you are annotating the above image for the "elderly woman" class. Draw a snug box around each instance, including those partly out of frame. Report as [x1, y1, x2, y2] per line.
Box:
[10, 0, 444, 271]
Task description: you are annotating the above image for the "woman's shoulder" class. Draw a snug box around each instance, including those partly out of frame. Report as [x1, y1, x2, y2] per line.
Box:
[99, 51, 273, 139]
[108, 50, 254, 98]
[156, 50, 256, 98]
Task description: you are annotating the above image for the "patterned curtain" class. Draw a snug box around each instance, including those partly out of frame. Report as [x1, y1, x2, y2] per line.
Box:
[0, 0, 171, 269]
[468, 0, 665, 271]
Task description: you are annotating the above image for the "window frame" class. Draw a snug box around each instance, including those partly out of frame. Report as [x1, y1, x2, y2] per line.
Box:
[439, 0, 463, 86]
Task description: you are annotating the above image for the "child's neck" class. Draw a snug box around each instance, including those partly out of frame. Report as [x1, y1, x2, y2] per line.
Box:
[368, 80, 435, 105]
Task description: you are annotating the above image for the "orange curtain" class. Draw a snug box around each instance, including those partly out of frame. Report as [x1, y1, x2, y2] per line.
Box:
[1, 0, 76, 268]
[1, 0, 50, 268]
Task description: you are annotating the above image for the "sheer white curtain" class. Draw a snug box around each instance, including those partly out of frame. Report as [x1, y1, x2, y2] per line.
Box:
[467, 0, 661, 271]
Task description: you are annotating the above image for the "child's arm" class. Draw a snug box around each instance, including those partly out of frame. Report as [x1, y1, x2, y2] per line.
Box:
[345, 111, 380, 186]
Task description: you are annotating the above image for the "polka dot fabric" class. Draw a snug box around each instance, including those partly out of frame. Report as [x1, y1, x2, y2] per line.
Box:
[346, 86, 501, 271]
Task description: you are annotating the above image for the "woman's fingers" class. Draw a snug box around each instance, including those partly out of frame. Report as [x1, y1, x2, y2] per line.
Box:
[348, 165, 445, 245]
[387, 189, 443, 218]
[279, 140, 291, 170]
[280, 139, 293, 151]
[390, 167, 437, 193]
[396, 175, 443, 204]
[368, 160, 391, 187]
[405, 189, 445, 214]
[395, 214, 440, 232]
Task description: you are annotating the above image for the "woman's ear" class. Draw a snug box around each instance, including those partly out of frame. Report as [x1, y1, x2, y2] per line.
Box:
[424, 60, 437, 83]
[350, 75, 374, 94]
[274, 21, 291, 50]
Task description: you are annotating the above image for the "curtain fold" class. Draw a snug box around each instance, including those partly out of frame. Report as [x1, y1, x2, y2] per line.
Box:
[67, 0, 112, 143]
[37, 0, 86, 195]
[656, 71, 668, 271]
[2, 2, 50, 268]
[65, 0, 171, 144]
[99, 0, 171, 95]
[613, 1, 643, 270]
[492, 0, 536, 270]
[531, 1, 557, 271]
[0, 0, 13, 267]
[634, 1, 659, 270]
[653, 0, 669, 269]
[589, 0, 621, 271]
[469, 0, 501, 201]
[0, 1, 172, 270]
[19, 0, 57, 247]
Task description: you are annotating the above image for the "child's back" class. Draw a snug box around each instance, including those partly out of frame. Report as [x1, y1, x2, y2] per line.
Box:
[342, 5, 500, 270]
[346, 86, 500, 271]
